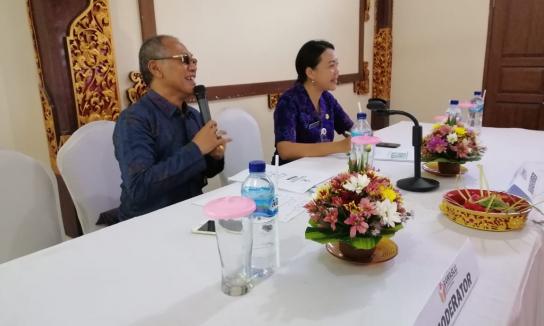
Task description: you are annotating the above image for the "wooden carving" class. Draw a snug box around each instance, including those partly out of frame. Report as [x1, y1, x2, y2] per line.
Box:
[372, 27, 393, 100]
[267, 93, 281, 110]
[353, 61, 370, 95]
[127, 71, 148, 105]
[66, 0, 120, 126]
[27, 2, 59, 171]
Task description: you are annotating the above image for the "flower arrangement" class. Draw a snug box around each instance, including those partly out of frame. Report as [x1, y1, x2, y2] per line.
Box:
[304, 167, 408, 249]
[421, 117, 485, 163]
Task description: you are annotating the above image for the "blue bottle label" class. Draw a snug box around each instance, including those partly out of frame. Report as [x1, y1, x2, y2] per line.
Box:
[252, 193, 278, 218]
[242, 187, 278, 219]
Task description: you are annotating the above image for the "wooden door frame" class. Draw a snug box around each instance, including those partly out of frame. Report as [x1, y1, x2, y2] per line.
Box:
[482, 0, 496, 94]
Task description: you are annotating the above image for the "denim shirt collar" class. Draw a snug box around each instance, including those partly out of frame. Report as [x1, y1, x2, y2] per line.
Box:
[147, 89, 188, 118]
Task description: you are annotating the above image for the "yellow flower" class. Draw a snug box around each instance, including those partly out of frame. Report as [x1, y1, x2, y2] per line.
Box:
[432, 123, 441, 130]
[344, 201, 360, 213]
[382, 187, 397, 202]
[313, 183, 331, 200]
[454, 127, 466, 136]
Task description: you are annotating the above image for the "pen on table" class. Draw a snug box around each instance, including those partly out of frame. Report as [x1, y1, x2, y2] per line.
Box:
[274, 154, 279, 189]
[273, 154, 281, 268]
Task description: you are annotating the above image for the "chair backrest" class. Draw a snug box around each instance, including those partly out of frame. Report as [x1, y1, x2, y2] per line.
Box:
[216, 108, 264, 185]
[57, 120, 121, 234]
[0, 150, 64, 263]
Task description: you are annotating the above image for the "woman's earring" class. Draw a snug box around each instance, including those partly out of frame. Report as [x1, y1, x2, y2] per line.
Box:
[311, 79, 316, 84]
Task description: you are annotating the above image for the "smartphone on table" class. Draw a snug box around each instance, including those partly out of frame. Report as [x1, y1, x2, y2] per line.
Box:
[376, 142, 400, 148]
[191, 220, 216, 235]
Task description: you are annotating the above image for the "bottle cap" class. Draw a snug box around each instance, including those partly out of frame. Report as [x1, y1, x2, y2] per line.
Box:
[248, 160, 266, 173]
[357, 112, 367, 120]
[449, 100, 459, 105]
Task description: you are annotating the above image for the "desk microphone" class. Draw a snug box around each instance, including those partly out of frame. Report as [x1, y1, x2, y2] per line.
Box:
[367, 98, 439, 192]
[193, 85, 212, 123]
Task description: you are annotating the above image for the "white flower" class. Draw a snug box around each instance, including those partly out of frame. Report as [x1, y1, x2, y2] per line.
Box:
[446, 133, 458, 144]
[343, 174, 370, 194]
[376, 199, 401, 227]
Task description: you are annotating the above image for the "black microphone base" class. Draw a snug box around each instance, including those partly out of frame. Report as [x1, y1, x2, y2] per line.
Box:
[396, 177, 439, 192]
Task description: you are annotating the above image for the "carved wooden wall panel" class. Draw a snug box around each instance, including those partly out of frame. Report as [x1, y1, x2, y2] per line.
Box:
[370, 0, 393, 130]
[28, 0, 121, 237]
[66, 0, 121, 126]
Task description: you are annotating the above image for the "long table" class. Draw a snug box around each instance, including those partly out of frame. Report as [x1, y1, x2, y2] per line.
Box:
[1, 121, 543, 325]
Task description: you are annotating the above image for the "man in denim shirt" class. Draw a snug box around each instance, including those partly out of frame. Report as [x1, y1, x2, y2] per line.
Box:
[113, 35, 229, 221]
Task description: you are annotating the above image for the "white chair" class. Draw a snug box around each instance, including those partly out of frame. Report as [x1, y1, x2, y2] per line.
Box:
[0, 150, 64, 263]
[57, 120, 121, 234]
[216, 108, 264, 185]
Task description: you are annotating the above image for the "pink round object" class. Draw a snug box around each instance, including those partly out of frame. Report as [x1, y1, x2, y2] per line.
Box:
[351, 135, 381, 145]
[433, 115, 447, 122]
[204, 196, 256, 220]
[458, 101, 474, 110]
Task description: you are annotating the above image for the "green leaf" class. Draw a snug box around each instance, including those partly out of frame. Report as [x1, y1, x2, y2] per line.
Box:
[477, 195, 509, 211]
[346, 236, 382, 249]
[381, 224, 403, 235]
[305, 227, 344, 244]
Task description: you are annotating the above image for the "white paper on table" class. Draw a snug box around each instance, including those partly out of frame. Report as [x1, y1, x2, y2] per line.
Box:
[228, 165, 330, 194]
[374, 146, 414, 162]
[506, 161, 544, 219]
[277, 190, 309, 222]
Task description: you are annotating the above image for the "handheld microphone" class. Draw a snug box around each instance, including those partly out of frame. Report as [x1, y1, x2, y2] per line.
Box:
[193, 85, 212, 123]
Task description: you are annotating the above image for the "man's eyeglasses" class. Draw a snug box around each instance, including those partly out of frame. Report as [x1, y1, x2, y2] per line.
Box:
[152, 53, 198, 65]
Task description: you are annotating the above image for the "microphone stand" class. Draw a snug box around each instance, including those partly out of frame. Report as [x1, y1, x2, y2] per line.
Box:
[368, 101, 439, 192]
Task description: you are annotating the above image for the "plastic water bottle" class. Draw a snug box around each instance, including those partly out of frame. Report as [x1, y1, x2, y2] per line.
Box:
[468, 91, 484, 133]
[446, 99, 461, 123]
[241, 160, 278, 280]
[351, 112, 373, 137]
[350, 112, 372, 167]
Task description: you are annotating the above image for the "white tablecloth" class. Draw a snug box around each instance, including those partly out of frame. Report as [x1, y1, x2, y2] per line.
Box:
[1, 121, 543, 326]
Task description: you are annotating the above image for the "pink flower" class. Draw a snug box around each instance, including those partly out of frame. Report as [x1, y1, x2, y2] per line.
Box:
[309, 213, 321, 223]
[332, 196, 343, 207]
[323, 208, 339, 230]
[331, 173, 350, 189]
[344, 212, 369, 237]
[358, 197, 376, 217]
[427, 136, 447, 153]
[438, 125, 451, 136]
[453, 142, 470, 158]
[304, 201, 317, 212]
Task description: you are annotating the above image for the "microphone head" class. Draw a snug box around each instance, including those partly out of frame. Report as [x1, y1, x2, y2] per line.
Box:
[193, 85, 206, 99]
[367, 98, 388, 111]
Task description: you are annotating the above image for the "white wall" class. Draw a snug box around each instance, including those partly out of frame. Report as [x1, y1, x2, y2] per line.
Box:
[0, 0, 49, 165]
[390, 0, 489, 124]
[110, 0, 374, 190]
[154, 0, 360, 85]
[0, 0, 490, 179]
